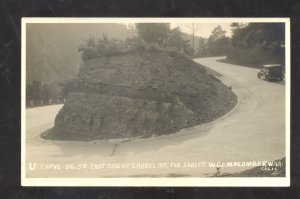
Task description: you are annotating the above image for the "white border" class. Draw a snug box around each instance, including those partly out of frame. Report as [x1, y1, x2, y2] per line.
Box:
[21, 17, 290, 187]
[21, 18, 26, 186]
[285, 19, 291, 186]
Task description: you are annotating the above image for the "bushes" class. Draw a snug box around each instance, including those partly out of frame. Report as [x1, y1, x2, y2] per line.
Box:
[78, 24, 195, 61]
[135, 23, 170, 46]
[26, 81, 61, 106]
[78, 36, 170, 61]
[78, 35, 128, 60]
[80, 46, 99, 60]
[226, 23, 285, 67]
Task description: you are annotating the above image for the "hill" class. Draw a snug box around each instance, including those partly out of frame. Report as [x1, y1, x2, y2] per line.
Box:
[43, 49, 237, 140]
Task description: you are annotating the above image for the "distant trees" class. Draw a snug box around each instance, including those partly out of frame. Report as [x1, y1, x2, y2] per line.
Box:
[195, 26, 231, 57]
[179, 23, 200, 52]
[26, 81, 61, 106]
[135, 23, 170, 46]
[26, 79, 85, 107]
[194, 23, 285, 67]
[78, 22, 285, 66]
[166, 27, 194, 56]
[206, 26, 231, 56]
[136, 24, 194, 56]
[231, 23, 284, 49]
[227, 23, 285, 66]
[27, 81, 43, 102]
[195, 37, 207, 57]
[209, 25, 226, 41]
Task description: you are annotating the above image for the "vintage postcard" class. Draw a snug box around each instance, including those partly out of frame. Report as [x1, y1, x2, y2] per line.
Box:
[21, 18, 290, 186]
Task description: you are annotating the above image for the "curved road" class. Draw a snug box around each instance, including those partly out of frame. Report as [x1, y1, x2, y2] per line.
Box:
[25, 57, 286, 178]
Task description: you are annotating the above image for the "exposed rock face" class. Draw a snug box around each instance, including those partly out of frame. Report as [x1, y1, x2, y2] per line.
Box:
[44, 51, 237, 140]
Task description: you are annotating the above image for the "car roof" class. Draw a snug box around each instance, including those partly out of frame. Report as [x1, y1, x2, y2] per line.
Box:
[263, 64, 281, 67]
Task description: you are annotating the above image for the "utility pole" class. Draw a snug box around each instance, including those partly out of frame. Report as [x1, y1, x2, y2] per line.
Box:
[192, 23, 195, 51]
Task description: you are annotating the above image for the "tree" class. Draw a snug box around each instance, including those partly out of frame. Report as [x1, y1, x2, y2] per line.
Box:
[182, 23, 200, 53]
[206, 26, 231, 56]
[78, 35, 127, 60]
[136, 23, 170, 46]
[166, 27, 193, 55]
[231, 23, 284, 49]
[195, 37, 208, 57]
[26, 81, 61, 105]
[208, 26, 226, 42]
[78, 37, 99, 60]
[228, 23, 285, 66]
[26, 81, 43, 102]
[230, 22, 246, 34]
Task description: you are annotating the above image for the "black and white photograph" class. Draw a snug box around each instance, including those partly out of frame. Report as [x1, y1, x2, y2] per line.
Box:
[21, 18, 290, 186]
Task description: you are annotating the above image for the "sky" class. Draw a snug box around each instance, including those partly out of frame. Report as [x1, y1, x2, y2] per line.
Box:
[170, 23, 233, 38]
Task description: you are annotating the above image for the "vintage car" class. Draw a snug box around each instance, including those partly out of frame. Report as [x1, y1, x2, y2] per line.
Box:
[257, 64, 283, 81]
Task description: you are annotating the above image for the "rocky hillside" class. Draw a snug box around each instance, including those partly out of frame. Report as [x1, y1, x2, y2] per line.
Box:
[43, 50, 237, 140]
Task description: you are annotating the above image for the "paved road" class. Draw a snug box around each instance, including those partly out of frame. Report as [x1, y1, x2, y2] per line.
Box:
[25, 57, 286, 178]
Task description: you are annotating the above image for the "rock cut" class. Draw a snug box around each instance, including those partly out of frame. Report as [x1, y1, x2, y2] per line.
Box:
[43, 51, 237, 140]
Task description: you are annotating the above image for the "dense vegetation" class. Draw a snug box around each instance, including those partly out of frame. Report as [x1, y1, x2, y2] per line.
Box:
[195, 23, 285, 67]
[77, 23, 195, 61]
[26, 80, 78, 107]
[227, 23, 285, 67]
[195, 25, 231, 58]
[26, 81, 60, 106]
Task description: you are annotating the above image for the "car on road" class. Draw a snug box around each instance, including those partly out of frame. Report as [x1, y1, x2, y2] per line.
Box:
[257, 64, 284, 81]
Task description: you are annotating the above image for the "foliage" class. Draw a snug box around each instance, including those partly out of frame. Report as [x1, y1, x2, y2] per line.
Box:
[166, 27, 194, 56]
[195, 37, 208, 57]
[135, 23, 170, 46]
[124, 36, 162, 52]
[195, 26, 231, 57]
[206, 26, 231, 56]
[227, 23, 285, 66]
[209, 26, 226, 42]
[27, 81, 43, 101]
[26, 79, 82, 106]
[231, 23, 284, 48]
[78, 35, 128, 60]
[78, 25, 195, 61]
[194, 23, 285, 66]
[26, 81, 60, 103]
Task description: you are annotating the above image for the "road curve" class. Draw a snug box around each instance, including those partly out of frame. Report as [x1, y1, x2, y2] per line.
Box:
[25, 57, 285, 178]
